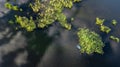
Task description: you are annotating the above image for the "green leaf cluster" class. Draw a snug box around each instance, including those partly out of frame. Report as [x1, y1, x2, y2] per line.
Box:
[111, 19, 117, 26]
[77, 28, 105, 54]
[4, 2, 22, 11]
[96, 17, 111, 33]
[15, 15, 36, 31]
[96, 17, 105, 25]
[100, 25, 111, 33]
[110, 36, 119, 43]
[7, 0, 81, 31]
[95, 17, 119, 43]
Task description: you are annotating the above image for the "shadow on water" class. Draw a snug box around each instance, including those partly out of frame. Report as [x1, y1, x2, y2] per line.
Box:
[24, 29, 53, 67]
[0, 0, 54, 67]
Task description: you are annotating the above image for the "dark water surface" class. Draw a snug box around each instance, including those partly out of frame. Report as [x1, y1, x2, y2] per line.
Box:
[39, 0, 120, 67]
[0, 0, 120, 67]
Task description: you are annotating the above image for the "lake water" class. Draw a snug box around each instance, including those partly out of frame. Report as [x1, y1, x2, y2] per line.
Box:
[0, 0, 120, 67]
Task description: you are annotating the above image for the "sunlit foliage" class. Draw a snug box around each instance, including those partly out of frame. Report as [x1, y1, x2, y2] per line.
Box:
[29, 0, 81, 30]
[15, 15, 36, 31]
[5, 0, 81, 31]
[110, 36, 119, 43]
[111, 19, 117, 26]
[77, 28, 104, 54]
[96, 17, 111, 33]
[95, 17, 119, 43]
[100, 25, 111, 33]
[96, 17, 105, 26]
[5, 2, 22, 11]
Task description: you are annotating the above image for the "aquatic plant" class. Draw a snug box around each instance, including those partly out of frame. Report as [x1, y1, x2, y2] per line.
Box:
[96, 17, 105, 25]
[111, 19, 117, 26]
[100, 25, 111, 33]
[95, 17, 119, 43]
[5, 0, 81, 31]
[96, 17, 111, 33]
[110, 36, 119, 43]
[4, 2, 22, 11]
[15, 15, 36, 31]
[77, 28, 104, 54]
[29, 0, 81, 30]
